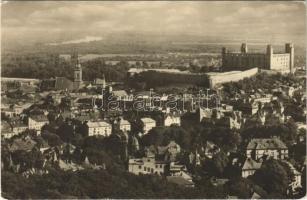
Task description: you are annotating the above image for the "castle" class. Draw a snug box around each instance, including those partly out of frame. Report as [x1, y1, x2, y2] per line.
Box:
[222, 43, 294, 73]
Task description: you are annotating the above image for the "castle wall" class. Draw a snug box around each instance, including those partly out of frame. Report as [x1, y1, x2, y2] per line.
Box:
[137, 70, 209, 87]
[222, 53, 267, 70]
[130, 68, 258, 89]
[208, 68, 259, 88]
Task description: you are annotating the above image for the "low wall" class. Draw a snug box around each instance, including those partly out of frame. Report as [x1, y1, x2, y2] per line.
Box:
[128, 68, 259, 89]
[207, 68, 259, 88]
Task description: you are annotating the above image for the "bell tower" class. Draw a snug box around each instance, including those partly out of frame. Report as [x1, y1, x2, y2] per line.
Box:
[72, 52, 82, 89]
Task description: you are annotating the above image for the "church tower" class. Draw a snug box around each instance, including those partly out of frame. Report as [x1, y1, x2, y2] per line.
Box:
[72, 52, 82, 89]
[101, 73, 106, 89]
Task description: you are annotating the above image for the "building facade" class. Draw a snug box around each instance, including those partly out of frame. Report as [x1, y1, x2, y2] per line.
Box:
[241, 158, 262, 178]
[246, 138, 288, 160]
[164, 115, 181, 127]
[118, 118, 131, 132]
[28, 115, 49, 135]
[222, 43, 294, 73]
[86, 121, 112, 137]
[140, 117, 156, 134]
[128, 157, 167, 175]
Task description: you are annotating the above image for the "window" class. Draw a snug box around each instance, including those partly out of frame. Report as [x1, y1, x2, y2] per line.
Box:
[139, 166, 142, 169]
[144, 167, 146, 171]
[155, 165, 158, 168]
[160, 165, 163, 168]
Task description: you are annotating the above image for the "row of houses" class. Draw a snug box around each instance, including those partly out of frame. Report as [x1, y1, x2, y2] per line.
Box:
[2, 112, 182, 139]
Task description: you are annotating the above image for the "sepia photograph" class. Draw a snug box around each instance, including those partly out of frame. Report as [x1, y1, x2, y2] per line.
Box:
[1, 1, 306, 199]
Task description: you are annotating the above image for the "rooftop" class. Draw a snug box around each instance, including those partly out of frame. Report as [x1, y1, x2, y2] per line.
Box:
[113, 90, 128, 97]
[30, 115, 49, 122]
[247, 138, 287, 150]
[86, 121, 111, 128]
[1, 121, 12, 132]
[242, 158, 262, 170]
[141, 117, 156, 124]
[119, 118, 130, 125]
[166, 176, 194, 187]
[9, 137, 37, 152]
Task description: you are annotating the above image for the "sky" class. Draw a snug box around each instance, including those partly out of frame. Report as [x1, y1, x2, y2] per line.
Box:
[1, 1, 306, 45]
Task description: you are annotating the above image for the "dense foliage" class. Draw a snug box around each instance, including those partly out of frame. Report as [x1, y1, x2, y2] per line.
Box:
[2, 54, 129, 82]
[2, 169, 217, 199]
[222, 72, 304, 98]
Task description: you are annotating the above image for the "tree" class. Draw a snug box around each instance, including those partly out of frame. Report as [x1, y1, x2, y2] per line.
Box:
[211, 151, 229, 176]
[290, 142, 306, 166]
[205, 127, 241, 152]
[41, 131, 63, 147]
[56, 123, 75, 143]
[141, 126, 191, 149]
[251, 159, 290, 195]
[241, 122, 296, 146]
[226, 177, 267, 199]
[131, 119, 144, 135]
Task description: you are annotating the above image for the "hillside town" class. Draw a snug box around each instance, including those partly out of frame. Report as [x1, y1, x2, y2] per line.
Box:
[1, 1, 306, 199]
[1, 42, 306, 198]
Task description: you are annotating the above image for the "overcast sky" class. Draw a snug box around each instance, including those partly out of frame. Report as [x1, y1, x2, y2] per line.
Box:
[2, 1, 306, 44]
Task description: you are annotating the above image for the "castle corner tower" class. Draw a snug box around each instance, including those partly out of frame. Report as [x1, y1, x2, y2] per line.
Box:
[285, 43, 294, 73]
[241, 43, 248, 53]
[266, 44, 273, 70]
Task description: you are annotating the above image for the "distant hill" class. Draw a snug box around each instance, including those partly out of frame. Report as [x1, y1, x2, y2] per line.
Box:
[2, 33, 306, 56]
